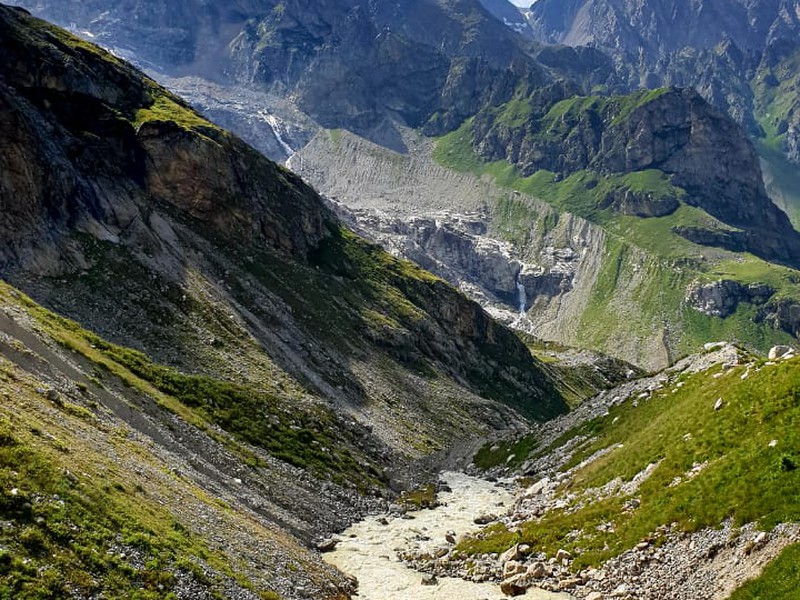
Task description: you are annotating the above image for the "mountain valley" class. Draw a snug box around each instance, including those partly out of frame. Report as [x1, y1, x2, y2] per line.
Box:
[2, 1, 800, 598]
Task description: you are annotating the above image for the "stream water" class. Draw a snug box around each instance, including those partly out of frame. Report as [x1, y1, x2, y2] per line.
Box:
[324, 471, 572, 599]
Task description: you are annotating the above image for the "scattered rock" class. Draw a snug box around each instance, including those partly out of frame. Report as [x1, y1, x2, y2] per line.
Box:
[420, 573, 438, 586]
[473, 513, 498, 525]
[316, 538, 338, 553]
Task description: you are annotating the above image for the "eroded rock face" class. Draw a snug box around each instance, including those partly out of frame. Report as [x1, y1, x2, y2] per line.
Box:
[525, 0, 800, 136]
[473, 87, 800, 265]
[686, 280, 775, 318]
[757, 299, 800, 338]
[332, 205, 577, 314]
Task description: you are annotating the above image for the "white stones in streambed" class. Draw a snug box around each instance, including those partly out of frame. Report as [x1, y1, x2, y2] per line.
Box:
[323, 471, 571, 600]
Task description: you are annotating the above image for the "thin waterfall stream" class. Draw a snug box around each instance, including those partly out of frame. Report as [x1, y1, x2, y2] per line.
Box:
[516, 273, 527, 314]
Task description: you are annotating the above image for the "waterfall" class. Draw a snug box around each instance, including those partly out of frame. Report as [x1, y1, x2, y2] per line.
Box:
[258, 110, 294, 159]
[516, 273, 527, 314]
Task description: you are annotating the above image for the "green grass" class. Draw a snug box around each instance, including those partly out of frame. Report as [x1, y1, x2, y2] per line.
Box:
[474, 434, 539, 470]
[134, 93, 216, 132]
[0, 361, 255, 599]
[459, 357, 800, 574]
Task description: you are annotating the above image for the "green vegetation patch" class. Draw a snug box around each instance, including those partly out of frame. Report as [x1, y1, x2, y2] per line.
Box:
[9, 282, 381, 488]
[459, 357, 800, 572]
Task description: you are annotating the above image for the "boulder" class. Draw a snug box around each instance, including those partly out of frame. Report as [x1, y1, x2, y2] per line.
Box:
[473, 513, 498, 525]
[499, 543, 524, 563]
[421, 573, 438, 586]
[500, 572, 533, 596]
[316, 538, 338, 552]
[769, 345, 793, 360]
[527, 562, 546, 578]
[503, 560, 526, 579]
[555, 549, 572, 562]
[524, 477, 550, 497]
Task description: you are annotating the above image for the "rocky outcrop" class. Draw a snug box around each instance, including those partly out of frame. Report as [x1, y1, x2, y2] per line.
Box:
[525, 0, 800, 138]
[757, 299, 800, 338]
[332, 206, 575, 313]
[473, 87, 800, 265]
[686, 280, 775, 318]
[603, 187, 680, 217]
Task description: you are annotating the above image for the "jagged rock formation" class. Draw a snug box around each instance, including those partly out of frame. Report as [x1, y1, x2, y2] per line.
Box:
[526, 0, 800, 164]
[14, 0, 615, 153]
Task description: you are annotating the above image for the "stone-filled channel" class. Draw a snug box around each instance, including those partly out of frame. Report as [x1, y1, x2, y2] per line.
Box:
[324, 471, 572, 599]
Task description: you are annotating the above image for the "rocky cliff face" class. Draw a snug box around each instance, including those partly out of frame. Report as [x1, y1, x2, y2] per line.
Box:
[526, 0, 800, 163]
[471, 86, 800, 265]
[14, 0, 615, 152]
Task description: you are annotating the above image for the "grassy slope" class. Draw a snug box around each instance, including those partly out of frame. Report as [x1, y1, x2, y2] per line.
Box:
[433, 119, 800, 361]
[459, 353, 800, 593]
[0, 282, 303, 600]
